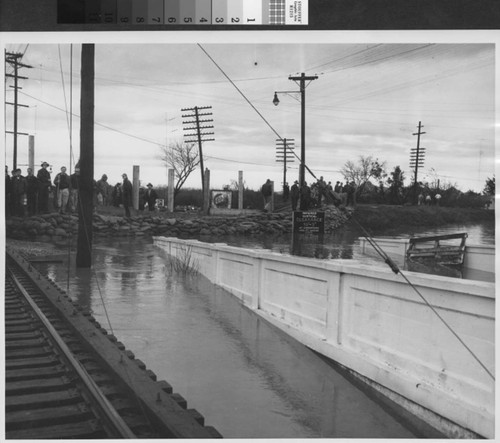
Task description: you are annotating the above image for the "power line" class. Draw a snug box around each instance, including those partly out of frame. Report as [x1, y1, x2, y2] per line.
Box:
[197, 43, 283, 141]
[19, 90, 164, 146]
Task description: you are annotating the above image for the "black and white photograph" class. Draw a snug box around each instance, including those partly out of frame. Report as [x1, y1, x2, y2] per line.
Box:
[2, 31, 497, 440]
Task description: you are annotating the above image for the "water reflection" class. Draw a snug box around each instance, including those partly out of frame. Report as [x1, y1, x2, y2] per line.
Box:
[211, 221, 494, 281]
[34, 239, 418, 439]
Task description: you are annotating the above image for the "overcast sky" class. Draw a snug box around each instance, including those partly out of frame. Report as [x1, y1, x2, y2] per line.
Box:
[3, 33, 496, 192]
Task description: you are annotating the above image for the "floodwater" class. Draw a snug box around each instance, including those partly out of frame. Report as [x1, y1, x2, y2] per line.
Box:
[209, 221, 495, 281]
[37, 238, 420, 439]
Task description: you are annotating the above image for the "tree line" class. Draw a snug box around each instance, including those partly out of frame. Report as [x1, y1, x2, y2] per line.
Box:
[339, 155, 495, 208]
[160, 142, 494, 209]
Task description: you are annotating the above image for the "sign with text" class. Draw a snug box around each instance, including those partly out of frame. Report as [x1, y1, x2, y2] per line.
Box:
[292, 211, 325, 235]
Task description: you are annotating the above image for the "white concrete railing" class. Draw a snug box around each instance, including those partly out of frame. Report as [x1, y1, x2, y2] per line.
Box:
[153, 237, 495, 438]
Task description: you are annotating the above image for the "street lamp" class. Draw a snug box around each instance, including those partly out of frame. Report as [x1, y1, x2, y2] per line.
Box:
[273, 73, 318, 192]
[273, 92, 280, 106]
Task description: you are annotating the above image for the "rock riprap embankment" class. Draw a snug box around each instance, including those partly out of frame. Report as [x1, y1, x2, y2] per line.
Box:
[6, 206, 351, 241]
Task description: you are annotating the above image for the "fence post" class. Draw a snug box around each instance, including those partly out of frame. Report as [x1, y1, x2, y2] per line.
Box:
[203, 168, 210, 215]
[132, 165, 139, 211]
[238, 170, 243, 210]
[167, 168, 174, 212]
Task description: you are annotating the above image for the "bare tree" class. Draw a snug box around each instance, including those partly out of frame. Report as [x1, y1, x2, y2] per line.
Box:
[340, 155, 386, 197]
[160, 141, 200, 196]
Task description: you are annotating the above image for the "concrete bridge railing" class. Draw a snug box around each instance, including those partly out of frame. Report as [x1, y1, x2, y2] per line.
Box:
[153, 236, 495, 438]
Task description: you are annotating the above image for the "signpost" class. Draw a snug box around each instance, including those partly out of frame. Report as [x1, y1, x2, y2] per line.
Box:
[292, 211, 325, 235]
[291, 210, 325, 257]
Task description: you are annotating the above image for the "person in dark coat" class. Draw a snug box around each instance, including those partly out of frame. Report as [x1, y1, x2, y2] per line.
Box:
[300, 182, 311, 211]
[37, 162, 51, 213]
[290, 180, 299, 211]
[112, 183, 122, 207]
[25, 168, 39, 216]
[54, 166, 70, 213]
[138, 187, 146, 211]
[261, 178, 273, 212]
[121, 173, 133, 217]
[5, 165, 11, 217]
[96, 174, 109, 206]
[145, 183, 158, 212]
[11, 168, 26, 216]
[283, 182, 290, 201]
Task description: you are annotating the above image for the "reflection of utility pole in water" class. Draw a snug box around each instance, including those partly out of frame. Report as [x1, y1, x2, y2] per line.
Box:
[76, 44, 94, 268]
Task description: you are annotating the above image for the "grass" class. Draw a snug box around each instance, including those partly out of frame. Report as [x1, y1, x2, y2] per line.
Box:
[166, 244, 199, 275]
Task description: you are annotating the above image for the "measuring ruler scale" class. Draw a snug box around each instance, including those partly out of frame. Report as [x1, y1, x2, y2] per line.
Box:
[72, 0, 307, 25]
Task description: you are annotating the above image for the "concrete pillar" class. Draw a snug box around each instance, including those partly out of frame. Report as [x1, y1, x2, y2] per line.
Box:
[203, 168, 210, 215]
[132, 165, 139, 210]
[238, 170, 243, 210]
[167, 168, 174, 212]
[28, 135, 34, 172]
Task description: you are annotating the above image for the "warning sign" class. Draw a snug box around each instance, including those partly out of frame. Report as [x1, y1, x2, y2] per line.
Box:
[292, 211, 325, 235]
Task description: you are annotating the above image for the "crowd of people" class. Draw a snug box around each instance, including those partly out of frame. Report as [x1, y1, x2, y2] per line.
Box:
[5, 162, 81, 217]
[418, 192, 442, 206]
[265, 176, 357, 211]
[5, 163, 161, 218]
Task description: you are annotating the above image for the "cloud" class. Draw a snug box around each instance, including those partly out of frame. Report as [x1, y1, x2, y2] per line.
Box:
[4, 41, 495, 193]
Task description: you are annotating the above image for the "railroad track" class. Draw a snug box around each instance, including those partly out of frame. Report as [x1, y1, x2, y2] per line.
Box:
[5, 249, 222, 439]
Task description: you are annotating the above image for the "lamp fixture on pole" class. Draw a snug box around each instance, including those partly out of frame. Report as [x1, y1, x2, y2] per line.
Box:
[273, 92, 280, 106]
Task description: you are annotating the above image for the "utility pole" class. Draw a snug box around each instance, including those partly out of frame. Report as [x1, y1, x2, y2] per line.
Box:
[276, 137, 295, 195]
[410, 121, 426, 205]
[288, 73, 318, 190]
[76, 44, 95, 268]
[181, 105, 215, 195]
[5, 52, 32, 169]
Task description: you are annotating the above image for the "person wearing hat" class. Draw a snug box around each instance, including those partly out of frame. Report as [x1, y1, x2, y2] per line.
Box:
[11, 168, 26, 216]
[5, 165, 11, 217]
[261, 179, 273, 212]
[25, 167, 39, 216]
[145, 183, 158, 212]
[54, 166, 70, 214]
[121, 173, 133, 217]
[96, 174, 109, 206]
[37, 162, 51, 213]
[290, 180, 300, 211]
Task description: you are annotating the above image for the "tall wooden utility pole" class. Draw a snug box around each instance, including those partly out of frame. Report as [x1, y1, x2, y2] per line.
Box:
[288, 73, 318, 190]
[181, 105, 214, 200]
[410, 121, 426, 205]
[5, 52, 31, 169]
[276, 137, 295, 195]
[76, 44, 95, 268]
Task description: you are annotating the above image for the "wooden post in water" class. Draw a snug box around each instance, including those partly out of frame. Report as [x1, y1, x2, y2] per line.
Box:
[76, 44, 94, 268]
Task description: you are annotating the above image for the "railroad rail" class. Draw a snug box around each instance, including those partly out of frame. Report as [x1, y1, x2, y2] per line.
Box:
[5, 248, 222, 439]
